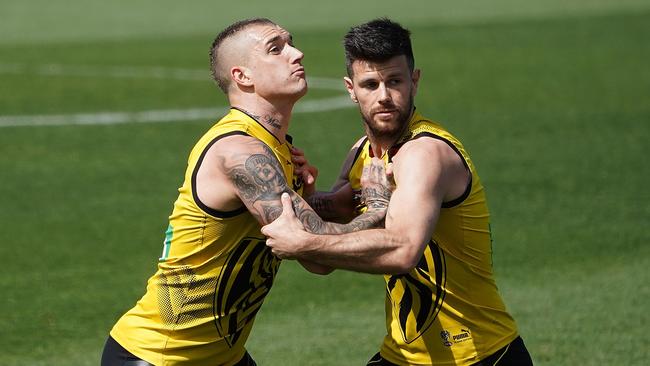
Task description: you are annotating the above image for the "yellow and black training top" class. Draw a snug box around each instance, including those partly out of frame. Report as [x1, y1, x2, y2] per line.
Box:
[111, 108, 302, 366]
[348, 111, 519, 366]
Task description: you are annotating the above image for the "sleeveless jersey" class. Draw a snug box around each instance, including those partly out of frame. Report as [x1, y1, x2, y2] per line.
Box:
[348, 111, 518, 365]
[110, 108, 303, 366]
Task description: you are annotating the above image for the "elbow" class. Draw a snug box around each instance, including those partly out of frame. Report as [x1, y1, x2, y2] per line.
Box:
[392, 259, 418, 275]
[390, 246, 422, 274]
[310, 267, 335, 276]
[299, 260, 334, 275]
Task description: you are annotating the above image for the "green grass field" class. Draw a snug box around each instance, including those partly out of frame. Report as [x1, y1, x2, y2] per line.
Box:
[1, 1, 648, 365]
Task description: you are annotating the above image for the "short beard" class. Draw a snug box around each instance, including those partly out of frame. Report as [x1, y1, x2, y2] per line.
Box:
[361, 94, 413, 143]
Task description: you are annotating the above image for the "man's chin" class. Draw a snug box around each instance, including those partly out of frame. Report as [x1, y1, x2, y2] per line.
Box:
[287, 85, 308, 101]
[296, 83, 308, 97]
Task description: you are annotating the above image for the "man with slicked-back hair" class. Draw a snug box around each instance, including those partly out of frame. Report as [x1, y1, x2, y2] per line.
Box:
[263, 18, 533, 366]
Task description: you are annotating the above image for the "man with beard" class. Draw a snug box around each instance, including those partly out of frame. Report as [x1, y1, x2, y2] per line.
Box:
[101, 18, 392, 366]
[262, 18, 533, 365]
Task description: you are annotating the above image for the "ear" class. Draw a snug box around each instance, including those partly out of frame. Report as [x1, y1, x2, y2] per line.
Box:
[231, 66, 253, 88]
[344, 77, 358, 103]
[411, 68, 421, 97]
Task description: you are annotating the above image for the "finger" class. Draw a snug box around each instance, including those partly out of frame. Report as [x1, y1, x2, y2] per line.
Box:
[303, 171, 314, 185]
[307, 165, 319, 179]
[290, 147, 304, 156]
[280, 192, 293, 215]
[373, 158, 387, 177]
[368, 157, 381, 171]
[292, 155, 307, 165]
[362, 163, 370, 175]
[386, 162, 395, 186]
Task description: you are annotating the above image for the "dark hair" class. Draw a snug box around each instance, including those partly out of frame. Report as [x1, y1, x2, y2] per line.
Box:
[343, 18, 414, 77]
[209, 18, 276, 93]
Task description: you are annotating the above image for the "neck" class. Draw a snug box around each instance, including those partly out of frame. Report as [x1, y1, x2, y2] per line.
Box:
[230, 94, 295, 143]
[366, 132, 399, 159]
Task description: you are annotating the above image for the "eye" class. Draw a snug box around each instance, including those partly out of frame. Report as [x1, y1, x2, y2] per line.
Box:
[362, 81, 379, 90]
[388, 78, 402, 86]
[268, 42, 285, 54]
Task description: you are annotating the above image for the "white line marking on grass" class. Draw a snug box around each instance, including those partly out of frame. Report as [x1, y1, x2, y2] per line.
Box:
[0, 63, 345, 91]
[0, 96, 354, 127]
[0, 63, 351, 127]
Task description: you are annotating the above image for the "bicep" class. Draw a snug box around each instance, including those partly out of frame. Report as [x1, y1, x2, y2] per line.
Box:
[220, 138, 330, 229]
[222, 137, 382, 234]
[220, 137, 297, 225]
[385, 148, 447, 248]
[385, 181, 441, 250]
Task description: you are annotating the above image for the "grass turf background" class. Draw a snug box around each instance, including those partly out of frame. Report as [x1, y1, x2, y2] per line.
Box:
[0, 2, 648, 365]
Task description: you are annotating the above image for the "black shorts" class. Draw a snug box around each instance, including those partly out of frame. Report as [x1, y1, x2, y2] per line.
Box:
[366, 336, 532, 366]
[101, 335, 257, 366]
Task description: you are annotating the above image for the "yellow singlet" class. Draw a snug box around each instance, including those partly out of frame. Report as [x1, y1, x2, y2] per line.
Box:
[348, 111, 518, 365]
[110, 108, 302, 366]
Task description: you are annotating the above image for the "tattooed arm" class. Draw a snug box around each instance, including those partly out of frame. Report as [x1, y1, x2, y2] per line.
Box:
[193, 134, 390, 275]
[216, 135, 389, 234]
[262, 137, 471, 274]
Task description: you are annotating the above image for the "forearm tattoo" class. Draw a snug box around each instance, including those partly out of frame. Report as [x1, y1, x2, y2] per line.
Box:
[293, 195, 381, 234]
[362, 186, 392, 209]
[225, 141, 384, 232]
[291, 196, 327, 233]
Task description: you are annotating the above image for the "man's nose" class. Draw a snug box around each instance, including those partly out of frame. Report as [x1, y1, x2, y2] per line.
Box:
[378, 84, 391, 103]
[289, 45, 304, 63]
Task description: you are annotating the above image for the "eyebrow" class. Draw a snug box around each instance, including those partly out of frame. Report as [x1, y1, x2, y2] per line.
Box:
[265, 33, 292, 46]
[265, 35, 281, 46]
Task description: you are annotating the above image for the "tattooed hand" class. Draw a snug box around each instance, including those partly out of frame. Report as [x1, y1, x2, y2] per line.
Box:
[360, 157, 393, 211]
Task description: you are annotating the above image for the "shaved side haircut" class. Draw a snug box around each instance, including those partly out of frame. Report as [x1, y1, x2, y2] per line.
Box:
[210, 18, 276, 94]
